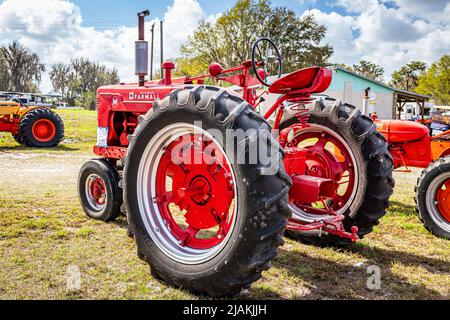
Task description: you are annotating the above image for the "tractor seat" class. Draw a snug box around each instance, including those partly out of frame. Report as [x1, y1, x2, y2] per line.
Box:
[268, 67, 332, 94]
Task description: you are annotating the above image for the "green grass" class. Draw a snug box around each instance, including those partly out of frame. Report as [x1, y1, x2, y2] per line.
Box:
[0, 109, 449, 300]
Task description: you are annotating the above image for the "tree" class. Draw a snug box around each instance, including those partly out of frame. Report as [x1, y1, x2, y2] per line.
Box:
[390, 61, 427, 91]
[352, 60, 385, 81]
[178, 0, 333, 76]
[50, 63, 72, 100]
[0, 55, 8, 91]
[0, 41, 45, 92]
[50, 58, 120, 109]
[416, 55, 450, 105]
[334, 63, 353, 71]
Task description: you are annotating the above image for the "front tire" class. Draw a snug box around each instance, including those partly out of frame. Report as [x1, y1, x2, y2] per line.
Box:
[415, 157, 450, 239]
[78, 159, 123, 222]
[124, 86, 291, 296]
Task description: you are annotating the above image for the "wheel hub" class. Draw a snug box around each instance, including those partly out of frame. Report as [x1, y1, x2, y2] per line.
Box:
[284, 124, 358, 220]
[185, 176, 212, 205]
[150, 129, 237, 252]
[32, 119, 56, 142]
[436, 179, 450, 222]
[86, 174, 106, 209]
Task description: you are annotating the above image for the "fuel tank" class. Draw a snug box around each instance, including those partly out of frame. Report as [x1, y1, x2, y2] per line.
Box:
[375, 120, 430, 144]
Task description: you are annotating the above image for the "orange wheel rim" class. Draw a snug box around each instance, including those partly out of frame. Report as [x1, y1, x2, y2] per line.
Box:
[32, 119, 56, 142]
[436, 179, 450, 222]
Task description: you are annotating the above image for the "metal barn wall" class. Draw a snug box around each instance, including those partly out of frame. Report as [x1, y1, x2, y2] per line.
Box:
[324, 70, 395, 119]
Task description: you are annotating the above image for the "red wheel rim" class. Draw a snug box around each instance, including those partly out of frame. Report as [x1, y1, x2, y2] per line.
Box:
[154, 133, 236, 250]
[86, 174, 107, 209]
[32, 119, 56, 142]
[289, 125, 357, 215]
[436, 179, 450, 222]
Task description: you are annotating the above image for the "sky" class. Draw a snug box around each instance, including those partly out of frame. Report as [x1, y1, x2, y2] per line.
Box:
[0, 0, 448, 93]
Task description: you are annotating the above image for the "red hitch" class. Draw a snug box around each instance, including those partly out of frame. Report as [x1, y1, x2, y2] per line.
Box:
[287, 217, 360, 242]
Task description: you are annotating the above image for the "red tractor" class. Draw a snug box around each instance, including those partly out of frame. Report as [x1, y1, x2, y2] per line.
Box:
[78, 11, 393, 296]
[374, 117, 450, 239]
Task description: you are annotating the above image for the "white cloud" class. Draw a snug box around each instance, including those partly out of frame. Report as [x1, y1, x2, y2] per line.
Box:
[163, 0, 203, 57]
[313, 0, 449, 81]
[307, 9, 358, 65]
[0, 0, 448, 92]
[0, 0, 207, 93]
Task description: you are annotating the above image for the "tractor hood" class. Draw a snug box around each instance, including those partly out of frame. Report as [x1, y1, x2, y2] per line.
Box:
[375, 120, 430, 144]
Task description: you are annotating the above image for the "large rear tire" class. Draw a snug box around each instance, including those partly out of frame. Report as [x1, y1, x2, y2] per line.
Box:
[415, 156, 450, 239]
[18, 108, 64, 148]
[282, 101, 394, 244]
[123, 86, 291, 296]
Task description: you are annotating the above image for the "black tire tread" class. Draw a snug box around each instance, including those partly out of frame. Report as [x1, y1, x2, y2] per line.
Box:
[414, 156, 450, 239]
[13, 134, 22, 144]
[123, 85, 291, 296]
[18, 108, 64, 147]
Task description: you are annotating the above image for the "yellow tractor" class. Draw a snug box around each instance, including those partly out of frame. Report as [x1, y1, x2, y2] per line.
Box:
[0, 100, 64, 147]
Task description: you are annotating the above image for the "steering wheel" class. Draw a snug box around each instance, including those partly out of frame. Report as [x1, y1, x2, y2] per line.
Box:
[252, 37, 283, 87]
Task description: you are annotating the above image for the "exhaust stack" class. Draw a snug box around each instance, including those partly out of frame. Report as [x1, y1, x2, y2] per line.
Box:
[135, 10, 150, 86]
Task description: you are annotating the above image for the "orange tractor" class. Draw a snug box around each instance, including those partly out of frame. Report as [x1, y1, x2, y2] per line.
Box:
[0, 100, 64, 147]
[374, 117, 450, 239]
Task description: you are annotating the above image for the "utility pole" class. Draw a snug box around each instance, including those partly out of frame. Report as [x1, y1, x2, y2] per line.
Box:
[160, 20, 164, 79]
[150, 23, 155, 80]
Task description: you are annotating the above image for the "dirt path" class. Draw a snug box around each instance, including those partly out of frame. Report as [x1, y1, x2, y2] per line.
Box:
[0, 153, 89, 191]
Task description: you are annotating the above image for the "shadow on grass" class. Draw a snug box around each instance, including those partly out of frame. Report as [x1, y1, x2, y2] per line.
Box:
[278, 250, 445, 299]
[388, 201, 418, 216]
[0, 144, 80, 153]
[272, 241, 448, 299]
[286, 234, 448, 272]
[113, 215, 129, 229]
[347, 243, 450, 274]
